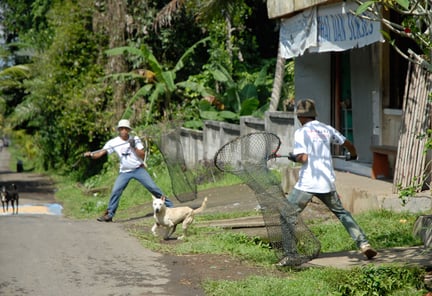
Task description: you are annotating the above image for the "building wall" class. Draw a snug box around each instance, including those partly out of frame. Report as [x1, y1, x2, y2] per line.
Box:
[294, 52, 332, 124]
[293, 45, 385, 164]
[350, 45, 381, 163]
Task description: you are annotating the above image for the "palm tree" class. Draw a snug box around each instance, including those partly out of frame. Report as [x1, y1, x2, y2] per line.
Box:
[0, 64, 31, 128]
[0, 65, 30, 89]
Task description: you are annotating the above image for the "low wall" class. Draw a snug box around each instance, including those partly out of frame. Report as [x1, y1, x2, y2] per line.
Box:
[265, 111, 299, 166]
[177, 112, 297, 169]
[180, 128, 204, 168]
[203, 121, 240, 164]
[240, 116, 265, 135]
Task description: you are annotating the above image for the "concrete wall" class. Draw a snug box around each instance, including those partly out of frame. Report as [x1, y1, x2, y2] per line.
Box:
[240, 116, 265, 135]
[203, 121, 240, 163]
[176, 113, 297, 170]
[265, 111, 299, 166]
[180, 128, 204, 168]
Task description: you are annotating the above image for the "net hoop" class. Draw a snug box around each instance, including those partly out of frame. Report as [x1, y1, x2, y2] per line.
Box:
[214, 132, 281, 173]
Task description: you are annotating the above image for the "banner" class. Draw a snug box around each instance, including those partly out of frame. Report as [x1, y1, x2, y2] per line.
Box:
[279, 8, 317, 59]
[279, 1, 383, 59]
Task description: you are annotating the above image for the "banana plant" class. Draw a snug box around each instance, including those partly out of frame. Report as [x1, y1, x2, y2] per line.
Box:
[105, 37, 211, 125]
[198, 62, 270, 123]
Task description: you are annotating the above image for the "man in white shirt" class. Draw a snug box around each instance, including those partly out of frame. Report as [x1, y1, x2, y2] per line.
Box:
[84, 119, 173, 222]
[277, 99, 377, 267]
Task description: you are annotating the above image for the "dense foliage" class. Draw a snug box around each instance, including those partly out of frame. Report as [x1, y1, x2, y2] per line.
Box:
[0, 0, 293, 180]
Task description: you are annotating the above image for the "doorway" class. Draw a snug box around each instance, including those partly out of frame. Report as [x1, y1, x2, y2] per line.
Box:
[331, 51, 352, 155]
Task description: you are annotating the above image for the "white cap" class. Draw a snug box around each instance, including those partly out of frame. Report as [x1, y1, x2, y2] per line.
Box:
[117, 119, 132, 130]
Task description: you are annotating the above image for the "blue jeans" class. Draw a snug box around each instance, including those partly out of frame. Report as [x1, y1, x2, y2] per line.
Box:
[281, 188, 369, 254]
[107, 167, 174, 217]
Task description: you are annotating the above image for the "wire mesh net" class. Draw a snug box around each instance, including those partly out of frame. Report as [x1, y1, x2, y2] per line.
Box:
[143, 123, 197, 203]
[214, 132, 320, 266]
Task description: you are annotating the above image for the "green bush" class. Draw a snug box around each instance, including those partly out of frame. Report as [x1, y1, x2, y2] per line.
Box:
[337, 264, 426, 296]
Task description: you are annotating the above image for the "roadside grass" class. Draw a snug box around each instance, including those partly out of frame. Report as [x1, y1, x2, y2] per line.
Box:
[202, 264, 427, 296]
[55, 156, 243, 220]
[53, 160, 429, 295]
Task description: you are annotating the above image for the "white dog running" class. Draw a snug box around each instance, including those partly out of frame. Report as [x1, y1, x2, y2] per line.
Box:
[151, 196, 208, 240]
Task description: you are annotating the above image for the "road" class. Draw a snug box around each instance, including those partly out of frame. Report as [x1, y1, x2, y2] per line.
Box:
[0, 148, 203, 296]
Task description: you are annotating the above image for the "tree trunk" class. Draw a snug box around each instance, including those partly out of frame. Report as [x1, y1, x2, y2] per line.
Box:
[225, 13, 233, 61]
[269, 46, 285, 111]
[107, 0, 128, 120]
[93, 0, 128, 121]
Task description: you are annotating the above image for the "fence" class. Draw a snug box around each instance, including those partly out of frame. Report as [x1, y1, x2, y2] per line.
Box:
[393, 61, 432, 193]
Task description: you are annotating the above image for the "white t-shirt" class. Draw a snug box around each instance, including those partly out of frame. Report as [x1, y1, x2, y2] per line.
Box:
[293, 120, 346, 193]
[103, 136, 144, 173]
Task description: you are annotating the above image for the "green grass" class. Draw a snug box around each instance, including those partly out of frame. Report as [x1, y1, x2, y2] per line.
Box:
[127, 220, 279, 264]
[309, 210, 422, 253]
[54, 154, 246, 220]
[202, 265, 427, 296]
[51, 159, 429, 296]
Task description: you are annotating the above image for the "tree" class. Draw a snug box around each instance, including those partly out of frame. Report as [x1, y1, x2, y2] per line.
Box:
[355, 0, 432, 68]
[269, 47, 285, 111]
[94, 0, 129, 120]
[0, 65, 30, 90]
[0, 64, 31, 129]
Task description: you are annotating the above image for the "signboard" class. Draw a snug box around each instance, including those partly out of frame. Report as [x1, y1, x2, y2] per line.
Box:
[279, 1, 383, 59]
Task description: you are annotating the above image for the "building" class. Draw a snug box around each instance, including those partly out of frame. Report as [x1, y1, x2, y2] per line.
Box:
[267, 0, 428, 183]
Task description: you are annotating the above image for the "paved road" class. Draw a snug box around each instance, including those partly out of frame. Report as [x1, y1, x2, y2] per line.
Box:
[0, 149, 201, 296]
[0, 215, 171, 295]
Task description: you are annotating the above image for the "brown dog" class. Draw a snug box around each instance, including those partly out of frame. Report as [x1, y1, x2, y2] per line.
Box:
[151, 196, 208, 240]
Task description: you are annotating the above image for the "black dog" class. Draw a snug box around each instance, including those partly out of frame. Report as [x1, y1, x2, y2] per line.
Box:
[1, 184, 19, 214]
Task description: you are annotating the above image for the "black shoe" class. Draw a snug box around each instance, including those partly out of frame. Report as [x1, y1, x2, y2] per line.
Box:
[97, 214, 112, 222]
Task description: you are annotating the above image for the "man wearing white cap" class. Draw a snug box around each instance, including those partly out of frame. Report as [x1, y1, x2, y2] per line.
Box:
[84, 119, 173, 222]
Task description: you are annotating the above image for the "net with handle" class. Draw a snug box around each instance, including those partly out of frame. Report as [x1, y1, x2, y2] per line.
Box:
[214, 132, 320, 266]
[143, 123, 197, 203]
